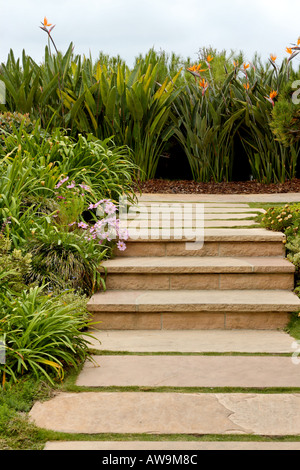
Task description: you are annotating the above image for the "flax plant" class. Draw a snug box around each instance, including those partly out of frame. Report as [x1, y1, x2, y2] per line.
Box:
[224, 47, 300, 183]
[172, 56, 236, 182]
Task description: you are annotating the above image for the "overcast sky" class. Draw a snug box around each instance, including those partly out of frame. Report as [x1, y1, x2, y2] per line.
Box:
[1, 0, 300, 67]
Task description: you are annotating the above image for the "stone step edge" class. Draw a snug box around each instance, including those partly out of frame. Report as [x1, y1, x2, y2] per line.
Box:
[87, 290, 300, 313]
[123, 229, 286, 242]
[43, 441, 300, 450]
[102, 257, 295, 274]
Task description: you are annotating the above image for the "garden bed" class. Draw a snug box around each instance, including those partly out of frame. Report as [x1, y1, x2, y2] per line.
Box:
[136, 178, 300, 195]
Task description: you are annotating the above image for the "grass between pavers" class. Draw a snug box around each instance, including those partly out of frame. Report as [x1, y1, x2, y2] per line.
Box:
[88, 350, 295, 357]
[2, 313, 300, 450]
[3, 350, 300, 450]
[0, 370, 300, 450]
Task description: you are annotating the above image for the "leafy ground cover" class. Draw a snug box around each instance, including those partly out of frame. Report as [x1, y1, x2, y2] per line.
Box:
[0, 120, 138, 389]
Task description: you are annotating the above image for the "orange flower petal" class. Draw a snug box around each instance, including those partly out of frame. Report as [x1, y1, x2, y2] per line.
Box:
[269, 90, 278, 100]
[43, 17, 52, 27]
[199, 78, 208, 88]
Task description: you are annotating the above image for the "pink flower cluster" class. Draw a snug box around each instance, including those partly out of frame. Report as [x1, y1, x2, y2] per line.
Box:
[55, 176, 91, 195]
[55, 176, 69, 189]
[74, 199, 128, 251]
[54, 177, 128, 251]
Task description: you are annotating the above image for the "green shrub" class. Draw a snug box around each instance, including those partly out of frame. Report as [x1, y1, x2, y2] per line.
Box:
[0, 112, 35, 142]
[1, 128, 138, 206]
[258, 204, 300, 233]
[270, 81, 300, 147]
[0, 232, 32, 295]
[25, 227, 108, 296]
[286, 235, 300, 270]
[0, 286, 98, 385]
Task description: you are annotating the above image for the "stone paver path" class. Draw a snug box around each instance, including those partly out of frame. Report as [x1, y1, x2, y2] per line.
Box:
[76, 354, 300, 388]
[44, 441, 300, 450]
[28, 195, 300, 450]
[86, 329, 295, 353]
[31, 391, 300, 436]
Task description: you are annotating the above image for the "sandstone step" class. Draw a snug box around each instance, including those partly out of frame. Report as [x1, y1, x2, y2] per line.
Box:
[29, 391, 300, 435]
[118, 229, 286, 257]
[136, 202, 253, 207]
[103, 256, 294, 273]
[76, 355, 300, 388]
[106, 272, 294, 291]
[127, 206, 264, 213]
[44, 441, 300, 450]
[87, 290, 300, 330]
[103, 256, 295, 290]
[85, 329, 296, 353]
[125, 220, 259, 232]
[88, 289, 300, 313]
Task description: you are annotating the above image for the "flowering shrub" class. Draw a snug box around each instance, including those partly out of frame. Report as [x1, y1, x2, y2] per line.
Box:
[52, 176, 128, 254]
[0, 112, 35, 143]
[286, 236, 300, 270]
[259, 204, 300, 307]
[83, 199, 129, 252]
[0, 231, 32, 294]
[53, 175, 93, 226]
[259, 205, 299, 233]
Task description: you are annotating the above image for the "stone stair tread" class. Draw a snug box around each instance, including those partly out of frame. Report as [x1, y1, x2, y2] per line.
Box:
[128, 206, 265, 213]
[127, 228, 285, 242]
[136, 200, 250, 208]
[85, 329, 295, 353]
[29, 391, 300, 435]
[76, 355, 300, 388]
[88, 289, 300, 312]
[126, 212, 263, 219]
[127, 221, 259, 235]
[102, 256, 295, 273]
[43, 441, 300, 450]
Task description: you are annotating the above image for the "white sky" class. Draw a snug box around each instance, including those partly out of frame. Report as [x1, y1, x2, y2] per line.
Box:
[1, 0, 300, 67]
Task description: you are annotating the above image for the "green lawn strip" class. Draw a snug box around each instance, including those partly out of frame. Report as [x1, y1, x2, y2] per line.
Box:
[88, 349, 294, 357]
[248, 202, 294, 209]
[5, 430, 300, 450]
[287, 315, 300, 339]
[21, 432, 300, 445]
[206, 225, 259, 229]
[67, 384, 300, 394]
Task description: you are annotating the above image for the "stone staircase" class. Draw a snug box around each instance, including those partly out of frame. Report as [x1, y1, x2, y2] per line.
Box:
[87, 201, 300, 331]
[29, 198, 300, 450]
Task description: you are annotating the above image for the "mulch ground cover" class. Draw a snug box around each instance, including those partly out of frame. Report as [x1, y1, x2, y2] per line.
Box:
[135, 179, 300, 194]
